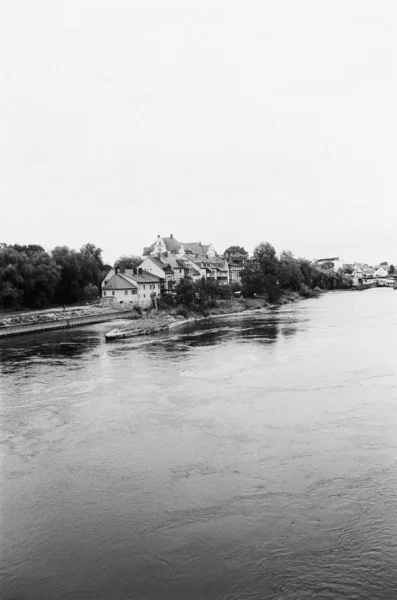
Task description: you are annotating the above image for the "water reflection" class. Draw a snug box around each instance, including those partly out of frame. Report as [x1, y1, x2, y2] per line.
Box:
[0, 333, 95, 369]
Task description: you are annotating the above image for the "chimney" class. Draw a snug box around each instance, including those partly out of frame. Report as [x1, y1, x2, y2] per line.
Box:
[170, 233, 173, 238]
[120, 262, 125, 274]
[138, 268, 143, 275]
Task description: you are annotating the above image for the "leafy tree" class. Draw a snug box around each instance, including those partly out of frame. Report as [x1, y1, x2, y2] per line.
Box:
[80, 243, 103, 264]
[252, 242, 281, 302]
[223, 246, 249, 256]
[278, 250, 304, 292]
[389, 264, 395, 275]
[240, 261, 266, 296]
[114, 255, 142, 269]
[82, 283, 99, 302]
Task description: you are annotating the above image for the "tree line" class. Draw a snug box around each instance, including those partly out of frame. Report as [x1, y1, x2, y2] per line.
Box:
[0, 239, 353, 311]
[159, 242, 352, 314]
[0, 243, 109, 310]
[238, 242, 352, 302]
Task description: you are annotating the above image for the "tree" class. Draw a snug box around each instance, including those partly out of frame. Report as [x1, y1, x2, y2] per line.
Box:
[252, 242, 281, 302]
[0, 245, 61, 309]
[389, 264, 395, 275]
[223, 246, 249, 256]
[114, 255, 142, 269]
[52, 246, 83, 304]
[240, 261, 266, 296]
[278, 250, 304, 292]
[82, 283, 99, 302]
[80, 243, 103, 264]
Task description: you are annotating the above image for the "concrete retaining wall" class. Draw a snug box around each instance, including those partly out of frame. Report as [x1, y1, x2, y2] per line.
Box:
[0, 311, 139, 339]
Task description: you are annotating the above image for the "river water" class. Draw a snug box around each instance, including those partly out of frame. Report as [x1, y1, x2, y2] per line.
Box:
[1, 289, 397, 599]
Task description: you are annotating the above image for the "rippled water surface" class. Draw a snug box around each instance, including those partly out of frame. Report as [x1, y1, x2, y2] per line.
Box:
[1, 289, 397, 599]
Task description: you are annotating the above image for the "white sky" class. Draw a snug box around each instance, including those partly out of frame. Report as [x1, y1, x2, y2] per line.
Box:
[0, 0, 395, 266]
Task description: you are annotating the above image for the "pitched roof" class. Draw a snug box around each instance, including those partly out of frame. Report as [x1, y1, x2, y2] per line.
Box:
[124, 270, 161, 283]
[103, 274, 138, 291]
[183, 242, 210, 256]
[102, 268, 161, 287]
[145, 256, 173, 272]
[143, 236, 182, 255]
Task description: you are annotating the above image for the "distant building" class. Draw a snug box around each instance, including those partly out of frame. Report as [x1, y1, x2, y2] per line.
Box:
[142, 234, 229, 285]
[374, 266, 388, 278]
[101, 266, 161, 307]
[314, 257, 344, 272]
[224, 251, 248, 284]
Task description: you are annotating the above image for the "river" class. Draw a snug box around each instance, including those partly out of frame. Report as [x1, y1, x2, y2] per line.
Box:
[1, 289, 397, 599]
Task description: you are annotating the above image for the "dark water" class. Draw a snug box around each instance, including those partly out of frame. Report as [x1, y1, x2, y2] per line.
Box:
[1, 289, 397, 599]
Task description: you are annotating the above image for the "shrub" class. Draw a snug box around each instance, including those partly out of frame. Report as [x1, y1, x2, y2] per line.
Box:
[133, 304, 142, 315]
[175, 306, 190, 318]
[299, 283, 313, 298]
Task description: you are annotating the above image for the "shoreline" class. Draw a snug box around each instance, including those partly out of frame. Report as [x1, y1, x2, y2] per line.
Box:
[104, 291, 307, 341]
[0, 290, 327, 341]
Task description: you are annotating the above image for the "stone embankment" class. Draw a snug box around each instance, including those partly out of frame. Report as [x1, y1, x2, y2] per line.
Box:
[0, 305, 139, 339]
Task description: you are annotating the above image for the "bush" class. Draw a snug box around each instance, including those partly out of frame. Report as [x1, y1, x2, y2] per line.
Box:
[133, 304, 142, 315]
[175, 306, 190, 318]
[157, 293, 175, 309]
[299, 283, 313, 298]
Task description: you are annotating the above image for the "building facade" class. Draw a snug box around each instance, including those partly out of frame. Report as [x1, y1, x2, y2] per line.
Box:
[101, 267, 161, 307]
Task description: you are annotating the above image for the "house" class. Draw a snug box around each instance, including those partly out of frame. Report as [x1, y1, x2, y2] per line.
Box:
[183, 242, 216, 258]
[142, 234, 229, 285]
[224, 252, 248, 284]
[314, 257, 344, 272]
[374, 266, 388, 278]
[139, 254, 201, 290]
[143, 234, 185, 258]
[101, 266, 161, 307]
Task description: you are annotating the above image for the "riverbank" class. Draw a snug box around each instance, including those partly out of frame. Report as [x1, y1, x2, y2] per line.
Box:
[0, 304, 138, 328]
[104, 291, 306, 341]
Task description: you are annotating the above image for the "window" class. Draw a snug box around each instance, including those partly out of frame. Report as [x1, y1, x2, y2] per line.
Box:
[143, 285, 146, 290]
[112, 291, 115, 296]
[103, 291, 106, 296]
[125, 290, 128, 295]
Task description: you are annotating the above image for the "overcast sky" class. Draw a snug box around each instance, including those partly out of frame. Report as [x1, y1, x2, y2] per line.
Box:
[1, 1, 395, 266]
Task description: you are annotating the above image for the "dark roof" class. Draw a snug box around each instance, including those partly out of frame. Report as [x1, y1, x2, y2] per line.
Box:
[183, 242, 210, 256]
[123, 270, 161, 283]
[103, 274, 138, 291]
[143, 236, 182, 255]
[162, 237, 182, 252]
[316, 257, 340, 262]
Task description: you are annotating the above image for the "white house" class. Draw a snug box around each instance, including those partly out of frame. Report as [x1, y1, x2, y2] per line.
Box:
[101, 267, 161, 307]
[139, 254, 202, 290]
[374, 267, 388, 278]
[141, 234, 229, 286]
